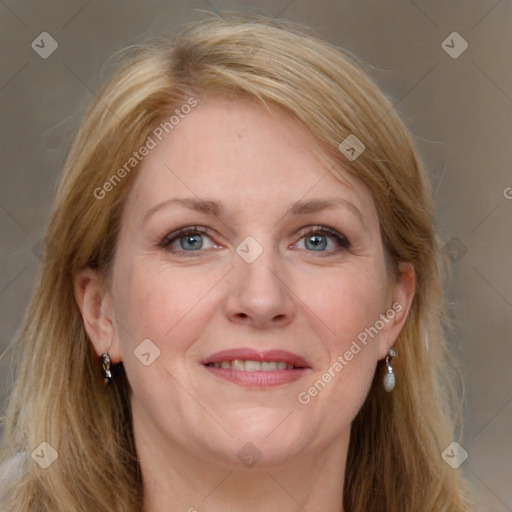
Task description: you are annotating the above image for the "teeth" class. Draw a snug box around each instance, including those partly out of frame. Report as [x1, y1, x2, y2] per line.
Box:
[244, 360, 261, 371]
[231, 359, 245, 371]
[209, 360, 297, 371]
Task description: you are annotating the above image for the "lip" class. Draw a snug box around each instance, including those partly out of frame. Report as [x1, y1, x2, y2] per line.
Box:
[201, 348, 311, 388]
[201, 348, 311, 368]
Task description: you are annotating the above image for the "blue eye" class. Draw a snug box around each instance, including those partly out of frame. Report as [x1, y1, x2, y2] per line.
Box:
[297, 226, 351, 254]
[179, 233, 204, 250]
[160, 225, 350, 256]
[305, 234, 328, 251]
[160, 227, 214, 253]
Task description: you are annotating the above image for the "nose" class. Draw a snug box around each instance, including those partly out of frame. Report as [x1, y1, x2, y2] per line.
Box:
[224, 244, 295, 329]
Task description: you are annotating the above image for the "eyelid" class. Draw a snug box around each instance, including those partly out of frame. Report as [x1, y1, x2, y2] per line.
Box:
[160, 226, 217, 249]
[160, 224, 351, 255]
[293, 225, 351, 251]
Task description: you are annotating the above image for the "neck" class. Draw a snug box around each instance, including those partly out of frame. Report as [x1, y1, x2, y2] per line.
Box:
[134, 414, 348, 512]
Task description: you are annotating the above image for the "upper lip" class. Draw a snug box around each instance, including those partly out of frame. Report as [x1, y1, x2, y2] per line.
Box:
[201, 348, 311, 368]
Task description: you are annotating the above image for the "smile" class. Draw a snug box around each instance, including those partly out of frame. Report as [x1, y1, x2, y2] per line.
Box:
[201, 348, 311, 387]
[205, 360, 297, 371]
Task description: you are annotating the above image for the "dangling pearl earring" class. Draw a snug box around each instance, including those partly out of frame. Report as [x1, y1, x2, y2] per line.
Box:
[383, 348, 397, 392]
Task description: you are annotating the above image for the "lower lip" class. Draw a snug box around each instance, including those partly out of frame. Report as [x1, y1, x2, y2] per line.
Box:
[203, 365, 309, 387]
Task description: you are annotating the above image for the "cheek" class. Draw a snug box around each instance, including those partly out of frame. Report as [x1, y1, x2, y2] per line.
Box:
[111, 264, 212, 412]
[298, 266, 387, 349]
[293, 267, 386, 409]
[113, 261, 221, 358]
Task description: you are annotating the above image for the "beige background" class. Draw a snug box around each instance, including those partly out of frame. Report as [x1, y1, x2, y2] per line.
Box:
[0, 1, 511, 510]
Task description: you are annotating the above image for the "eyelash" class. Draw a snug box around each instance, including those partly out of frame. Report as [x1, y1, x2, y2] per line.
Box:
[159, 225, 351, 256]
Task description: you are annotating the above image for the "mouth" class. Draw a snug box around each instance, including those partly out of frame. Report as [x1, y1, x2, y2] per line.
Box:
[201, 348, 311, 387]
[205, 360, 299, 370]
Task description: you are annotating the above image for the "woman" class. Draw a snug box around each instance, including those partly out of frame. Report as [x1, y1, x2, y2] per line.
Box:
[0, 13, 472, 511]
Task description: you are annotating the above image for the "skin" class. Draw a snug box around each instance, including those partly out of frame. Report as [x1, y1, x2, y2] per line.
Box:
[75, 98, 415, 512]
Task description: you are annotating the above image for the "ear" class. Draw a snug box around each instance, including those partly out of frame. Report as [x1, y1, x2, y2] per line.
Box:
[377, 261, 416, 360]
[74, 267, 122, 363]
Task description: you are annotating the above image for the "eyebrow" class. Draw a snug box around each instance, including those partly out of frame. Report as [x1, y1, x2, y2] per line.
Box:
[142, 197, 367, 229]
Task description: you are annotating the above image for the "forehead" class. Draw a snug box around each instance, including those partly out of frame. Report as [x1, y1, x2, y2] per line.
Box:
[125, 98, 376, 224]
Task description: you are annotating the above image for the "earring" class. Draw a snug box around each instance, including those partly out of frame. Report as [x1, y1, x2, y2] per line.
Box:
[100, 352, 112, 384]
[383, 348, 397, 392]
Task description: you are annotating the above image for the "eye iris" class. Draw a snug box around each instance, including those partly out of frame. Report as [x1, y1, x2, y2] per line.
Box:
[306, 234, 327, 251]
[180, 234, 203, 250]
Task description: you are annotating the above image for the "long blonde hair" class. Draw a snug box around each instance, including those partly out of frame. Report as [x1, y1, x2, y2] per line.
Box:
[0, 13, 472, 511]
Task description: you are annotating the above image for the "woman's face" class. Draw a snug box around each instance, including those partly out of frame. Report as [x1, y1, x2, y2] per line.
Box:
[78, 98, 414, 468]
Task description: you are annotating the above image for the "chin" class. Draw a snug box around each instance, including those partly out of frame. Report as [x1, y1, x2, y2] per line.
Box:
[227, 414, 308, 458]
[213, 434, 306, 469]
